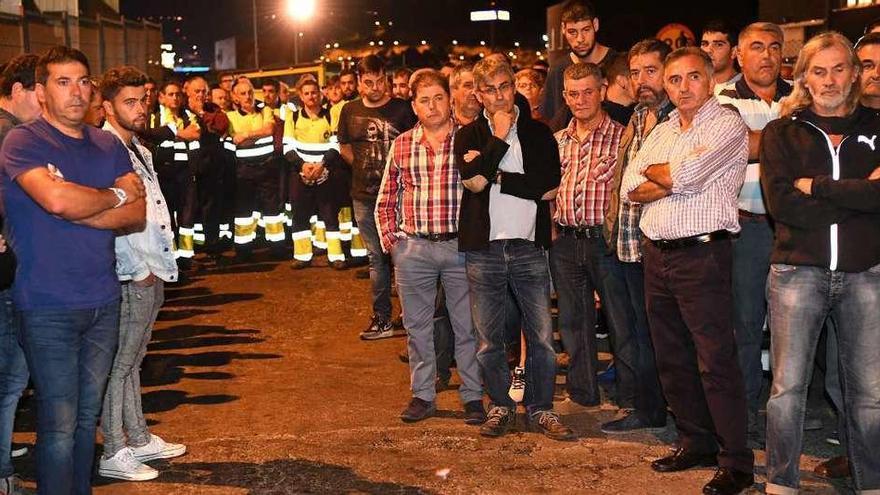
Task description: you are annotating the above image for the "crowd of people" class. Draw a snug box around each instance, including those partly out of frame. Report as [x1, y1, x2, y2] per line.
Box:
[0, 0, 878, 494]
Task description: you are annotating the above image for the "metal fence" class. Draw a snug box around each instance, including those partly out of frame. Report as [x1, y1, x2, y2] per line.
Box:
[0, 10, 161, 80]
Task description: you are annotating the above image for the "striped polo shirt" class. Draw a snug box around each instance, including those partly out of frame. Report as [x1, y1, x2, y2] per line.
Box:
[716, 77, 792, 214]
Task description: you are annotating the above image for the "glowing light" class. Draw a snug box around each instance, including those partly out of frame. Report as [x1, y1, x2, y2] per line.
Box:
[286, 0, 316, 21]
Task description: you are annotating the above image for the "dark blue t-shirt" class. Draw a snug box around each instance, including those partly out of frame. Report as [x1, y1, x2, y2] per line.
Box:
[0, 117, 132, 310]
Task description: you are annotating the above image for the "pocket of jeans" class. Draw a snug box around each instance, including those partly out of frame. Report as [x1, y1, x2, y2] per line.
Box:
[770, 263, 797, 274]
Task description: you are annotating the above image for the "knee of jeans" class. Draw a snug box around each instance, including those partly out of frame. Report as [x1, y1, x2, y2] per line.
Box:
[37, 400, 78, 435]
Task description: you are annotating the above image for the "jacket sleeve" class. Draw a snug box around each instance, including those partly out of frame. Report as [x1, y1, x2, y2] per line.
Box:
[453, 124, 509, 180]
[811, 175, 880, 213]
[760, 124, 853, 228]
[139, 124, 175, 147]
[499, 123, 561, 200]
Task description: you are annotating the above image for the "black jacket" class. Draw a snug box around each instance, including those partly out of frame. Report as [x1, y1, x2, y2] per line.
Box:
[760, 105, 880, 272]
[454, 112, 561, 251]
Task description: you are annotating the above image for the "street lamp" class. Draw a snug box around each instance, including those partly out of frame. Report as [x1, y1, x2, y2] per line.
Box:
[286, 0, 316, 65]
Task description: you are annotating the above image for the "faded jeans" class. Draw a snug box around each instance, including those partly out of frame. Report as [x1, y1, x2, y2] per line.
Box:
[466, 239, 556, 414]
[18, 301, 120, 495]
[101, 281, 164, 457]
[353, 199, 392, 320]
[766, 263, 880, 494]
[392, 237, 481, 405]
[0, 290, 28, 478]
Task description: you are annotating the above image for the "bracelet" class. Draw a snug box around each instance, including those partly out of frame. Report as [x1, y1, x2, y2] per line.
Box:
[108, 187, 127, 208]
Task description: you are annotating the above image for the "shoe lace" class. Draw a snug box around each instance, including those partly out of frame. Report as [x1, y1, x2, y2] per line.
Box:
[117, 449, 143, 470]
[486, 407, 509, 423]
[511, 367, 525, 389]
[536, 411, 562, 429]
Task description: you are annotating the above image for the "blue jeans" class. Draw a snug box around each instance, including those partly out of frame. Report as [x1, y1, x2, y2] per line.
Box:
[549, 233, 609, 406]
[0, 290, 28, 478]
[766, 264, 880, 494]
[731, 215, 773, 416]
[466, 239, 556, 414]
[601, 256, 667, 423]
[352, 199, 392, 320]
[18, 301, 120, 495]
[392, 237, 482, 404]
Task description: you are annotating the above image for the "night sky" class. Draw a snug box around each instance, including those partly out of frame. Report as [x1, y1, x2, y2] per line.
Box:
[119, 0, 759, 68]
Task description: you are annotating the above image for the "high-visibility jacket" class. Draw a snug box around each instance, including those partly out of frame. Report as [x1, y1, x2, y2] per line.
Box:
[226, 106, 276, 162]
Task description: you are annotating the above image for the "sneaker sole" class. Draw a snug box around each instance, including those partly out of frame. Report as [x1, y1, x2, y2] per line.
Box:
[134, 445, 187, 462]
[400, 410, 436, 423]
[359, 330, 395, 341]
[98, 467, 159, 481]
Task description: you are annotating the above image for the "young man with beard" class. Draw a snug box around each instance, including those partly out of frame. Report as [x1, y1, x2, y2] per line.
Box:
[375, 70, 485, 425]
[762, 32, 880, 495]
[97, 66, 186, 482]
[392, 68, 412, 101]
[701, 20, 742, 91]
[337, 55, 416, 340]
[0, 45, 146, 494]
[542, 0, 616, 131]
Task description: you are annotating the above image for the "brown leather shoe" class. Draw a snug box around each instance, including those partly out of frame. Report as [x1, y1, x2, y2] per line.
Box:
[651, 447, 718, 473]
[814, 456, 849, 479]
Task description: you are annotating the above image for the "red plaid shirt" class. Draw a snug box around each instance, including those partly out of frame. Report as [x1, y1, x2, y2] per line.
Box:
[376, 120, 462, 253]
[554, 114, 624, 227]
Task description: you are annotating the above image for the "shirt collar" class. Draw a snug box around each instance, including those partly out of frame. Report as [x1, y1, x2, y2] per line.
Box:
[733, 76, 793, 102]
[667, 96, 722, 132]
[562, 112, 613, 143]
[0, 107, 21, 126]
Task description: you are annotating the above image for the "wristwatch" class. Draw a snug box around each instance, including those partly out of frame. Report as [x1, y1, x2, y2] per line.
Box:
[108, 187, 127, 208]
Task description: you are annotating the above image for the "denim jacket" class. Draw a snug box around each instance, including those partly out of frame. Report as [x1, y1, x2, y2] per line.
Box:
[103, 122, 178, 282]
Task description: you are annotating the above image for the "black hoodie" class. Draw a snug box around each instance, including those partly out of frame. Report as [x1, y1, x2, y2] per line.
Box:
[760, 105, 880, 272]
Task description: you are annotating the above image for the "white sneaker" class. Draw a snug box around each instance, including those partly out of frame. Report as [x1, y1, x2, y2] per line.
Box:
[98, 448, 159, 481]
[131, 434, 186, 462]
[0, 474, 34, 495]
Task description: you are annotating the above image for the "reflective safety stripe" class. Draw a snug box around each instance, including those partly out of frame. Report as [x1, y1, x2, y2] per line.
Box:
[189, 141, 201, 151]
[326, 231, 345, 262]
[219, 223, 232, 240]
[263, 214, 286, 242]
[312, 220, 327, 249]
[159, 140, 175, 148]
[193, 223, 205, 244]
[350, 227, 368, 257]
[234, 217, 257, 244]
[174, 153, 188, 161]
[173, 142, 187, 150]
[292, 230, 313, 261]
[235, 144, 274, 158]
[177, 227, 195, 258]
[338, 207, 353, 241]
[223, 140, 236, 152]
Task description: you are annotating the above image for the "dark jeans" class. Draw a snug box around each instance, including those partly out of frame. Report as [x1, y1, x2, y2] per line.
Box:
[466, 239, 556, 414]
[549, 232, 607, 406]
[643, 239, 753, 473]
[766, 264, 880, 493]
[352, 198, 392, 320]
[731, 214, 773, 416]
[0, 290, 27, 478]
[18, 301, 120, 495]
[290, 173, 340, 232]
[601, 255, 667, 423]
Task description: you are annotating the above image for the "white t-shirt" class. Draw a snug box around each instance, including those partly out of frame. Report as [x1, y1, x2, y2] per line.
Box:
[486, 108, 537, 241]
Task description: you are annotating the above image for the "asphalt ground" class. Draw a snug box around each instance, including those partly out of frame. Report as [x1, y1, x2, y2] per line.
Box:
[10, 249, 848, 494]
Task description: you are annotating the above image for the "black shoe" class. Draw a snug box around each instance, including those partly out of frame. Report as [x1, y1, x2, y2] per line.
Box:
[398, 350, 409, 363]
[600, 410, 666, 434]
[463, 400, 487, 425]
[400, 397, 435, 423]
[702, 467, 754, 495]
[529, 410, 577, 441]
[435, 375, 451, 392]
[290, 260, 312, 270]
[391, 315, 404, 329]
[651, 448, 718, 473]
[348, 256, 369, 268]
[480, 406, 515, 437]
[329, 260, 348, 270]
[359, 316, 394, 341]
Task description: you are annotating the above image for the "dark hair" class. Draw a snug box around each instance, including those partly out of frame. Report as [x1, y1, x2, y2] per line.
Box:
[563, 62, 603, 84]
[603, 52, 629, 82]
[185, 75, 207, 86]
[560, 0, 597, 24]
[410, 69, 449, 98]
[856, 31, 880, 51]
[393, 68, 412, 80]
[702, 20, 739, 46]
[159, 79, 182, 94]
[357, 55, 385, 77]
[296, 75, 320, 93]
[209, 83, 224, 92]
[665, 46, 715, 78]
[35, 45, 90, 85]
[145, 76, 156, 86]
[628, 38, 672, 65]
[99, 66, 147, 101]
[262, 78, 280, 91]
[867, 17, 880, 35]
[339, 68, 356, 80]
[0, 53, 39, 98]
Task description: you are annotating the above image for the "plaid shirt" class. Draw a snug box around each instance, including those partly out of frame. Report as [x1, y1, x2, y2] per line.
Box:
[554, 114, 624, 227]
[622, 97, 748, 240]
[375, 120, 462, 253]
[616, 100, 674, 262]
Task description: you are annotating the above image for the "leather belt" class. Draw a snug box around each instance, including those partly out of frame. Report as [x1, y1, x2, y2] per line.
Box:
[738, 209, 767, 220]
[650, 230, 731, 250]
[413, 232, 458, 242]
[557, 224, 603, 239]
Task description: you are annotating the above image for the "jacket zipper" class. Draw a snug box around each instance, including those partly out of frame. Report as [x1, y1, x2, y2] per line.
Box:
[802, 121, 846, 271]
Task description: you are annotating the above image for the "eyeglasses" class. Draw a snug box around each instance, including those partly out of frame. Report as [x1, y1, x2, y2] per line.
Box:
[479, 81, 513, 97]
